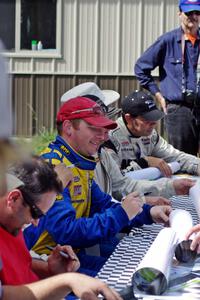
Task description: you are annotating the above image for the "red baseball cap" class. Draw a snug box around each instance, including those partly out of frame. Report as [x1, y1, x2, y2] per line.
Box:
[56, 96, 117, 130]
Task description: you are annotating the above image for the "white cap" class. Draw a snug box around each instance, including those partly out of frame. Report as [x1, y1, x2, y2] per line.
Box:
[60, 82, 120, 106]
[6, 174, 24, 192]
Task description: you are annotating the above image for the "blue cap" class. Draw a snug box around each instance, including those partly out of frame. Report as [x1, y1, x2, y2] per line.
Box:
[179, 0, 200, 12]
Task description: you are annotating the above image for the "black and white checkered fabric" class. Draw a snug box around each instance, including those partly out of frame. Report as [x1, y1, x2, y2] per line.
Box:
[97, 195, 199, 292]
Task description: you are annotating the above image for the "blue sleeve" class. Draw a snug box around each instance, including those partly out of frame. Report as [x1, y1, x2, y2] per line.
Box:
[28, 187, 130, 248]
[134, 37, 164, 95]
[130, 204, 153, 227]
[24, 184, 153, 249]
[89, 180, 118, 214]
[89, 182, 154, 227]
[24, 217, 47, 249]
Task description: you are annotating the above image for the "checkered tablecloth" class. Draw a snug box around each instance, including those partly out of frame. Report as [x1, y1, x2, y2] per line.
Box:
[97, 195, 199, 294]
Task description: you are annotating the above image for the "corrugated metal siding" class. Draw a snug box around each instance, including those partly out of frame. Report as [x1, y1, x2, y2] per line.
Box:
[12, 75, 159, 136]
[13, 75, 33, 136]
[10, 0, 179, 136]
[7, 0, 179, 75]
[34, 76, 56, 134]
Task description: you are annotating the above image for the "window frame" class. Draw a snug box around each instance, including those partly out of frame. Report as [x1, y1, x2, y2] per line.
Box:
[4, 0, 62, 58]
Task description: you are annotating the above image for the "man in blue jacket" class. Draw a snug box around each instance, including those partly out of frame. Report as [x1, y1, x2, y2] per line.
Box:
[24, 96, 171, 277]
[134, 0, 200, 156]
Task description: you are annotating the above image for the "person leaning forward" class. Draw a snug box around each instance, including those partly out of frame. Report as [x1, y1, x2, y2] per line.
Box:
[107, 90, 200, 181]
[0, 157, 122, 300]
[134, 0, 200, 156]
[24, 96, 172, 278]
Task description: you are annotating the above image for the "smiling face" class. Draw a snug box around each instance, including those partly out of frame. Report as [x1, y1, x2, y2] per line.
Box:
[179, 10, 200, 34]
[63, 119, 109, 157]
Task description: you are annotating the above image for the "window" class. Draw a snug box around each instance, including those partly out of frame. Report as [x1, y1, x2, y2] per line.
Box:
[0, 0, 15, 51]
[0, 0, 61, 57]
[21, 0, 56, 50]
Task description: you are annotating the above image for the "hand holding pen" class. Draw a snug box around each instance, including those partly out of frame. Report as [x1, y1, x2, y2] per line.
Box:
[47, 244, 80, 274]
[121, 191, 145, 220]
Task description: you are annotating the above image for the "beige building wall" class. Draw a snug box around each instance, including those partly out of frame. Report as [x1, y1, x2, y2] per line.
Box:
[6, 0, 179, 136]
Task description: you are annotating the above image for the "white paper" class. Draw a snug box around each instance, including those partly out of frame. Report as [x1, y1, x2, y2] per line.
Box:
[135, 228, 178, 281]
[126, 161, 180, 180]
[169, 209, 193, 243]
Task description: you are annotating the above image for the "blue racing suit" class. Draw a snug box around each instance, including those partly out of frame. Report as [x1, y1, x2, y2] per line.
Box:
[24, 136, 153, 271]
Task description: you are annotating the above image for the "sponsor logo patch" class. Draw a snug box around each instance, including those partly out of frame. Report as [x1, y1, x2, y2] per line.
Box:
[60, 145, 70, 155]
[141, 137, 150, 145]
[74, 185, 82, 196]
[74, 176, 80, 183]
[121, 140, 129, 146]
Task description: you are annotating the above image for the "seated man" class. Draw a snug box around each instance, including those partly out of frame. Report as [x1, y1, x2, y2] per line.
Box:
[61, 82, 194, 203]
[0, 157, 121, 300]
[24, 96, 171, 277]
[107, 90, 200, 177]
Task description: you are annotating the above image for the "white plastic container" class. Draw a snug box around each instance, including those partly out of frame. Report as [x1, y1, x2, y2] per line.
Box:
[37, 41, 43, 51]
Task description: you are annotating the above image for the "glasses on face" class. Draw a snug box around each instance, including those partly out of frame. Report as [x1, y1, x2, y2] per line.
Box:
[184, 10, 200, 17]
[21, 190, 45, 220]
[71, 104, 105, 116]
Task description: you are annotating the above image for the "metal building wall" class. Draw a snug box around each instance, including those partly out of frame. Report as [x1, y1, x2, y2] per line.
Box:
[9, 0, 179, 75]
[10, 0, 179, 136]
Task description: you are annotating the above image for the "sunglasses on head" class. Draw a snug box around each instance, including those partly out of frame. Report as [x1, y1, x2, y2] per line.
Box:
[71, 104, 105, 116]
[184, 10, 200, 17]
[21, 190, 45, 220]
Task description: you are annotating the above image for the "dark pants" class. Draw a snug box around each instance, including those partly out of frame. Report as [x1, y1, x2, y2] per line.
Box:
[165, 103, 200, 156]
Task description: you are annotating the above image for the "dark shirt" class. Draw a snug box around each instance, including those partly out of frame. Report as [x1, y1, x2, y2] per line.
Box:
[134, 27, 200, 102]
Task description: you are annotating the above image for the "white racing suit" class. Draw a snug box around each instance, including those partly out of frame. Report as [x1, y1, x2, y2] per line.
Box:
[108, 117, 200, 176]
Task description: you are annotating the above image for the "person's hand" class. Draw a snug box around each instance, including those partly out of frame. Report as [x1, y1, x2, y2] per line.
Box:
[155, 92, 167, 114]
[185, 224, 200, 253]
[48, 244, 80, 274]
[150, 205, 172, 224]
[145, 156, 172, 177]
[145, 196, 171, 206]
[121, 191, 144, 220]
[69, 273, 123, 300]
[54, 163, 73, 189]
[173, 178, 195, 195]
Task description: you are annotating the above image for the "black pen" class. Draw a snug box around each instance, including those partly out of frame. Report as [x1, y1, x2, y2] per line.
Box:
[46, 245, 70, 259]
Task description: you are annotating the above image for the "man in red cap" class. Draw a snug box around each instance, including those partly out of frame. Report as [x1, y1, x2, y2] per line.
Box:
[24, 96, 171, 278]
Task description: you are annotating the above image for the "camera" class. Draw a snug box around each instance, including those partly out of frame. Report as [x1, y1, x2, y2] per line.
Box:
[182, 90, 196, 105]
